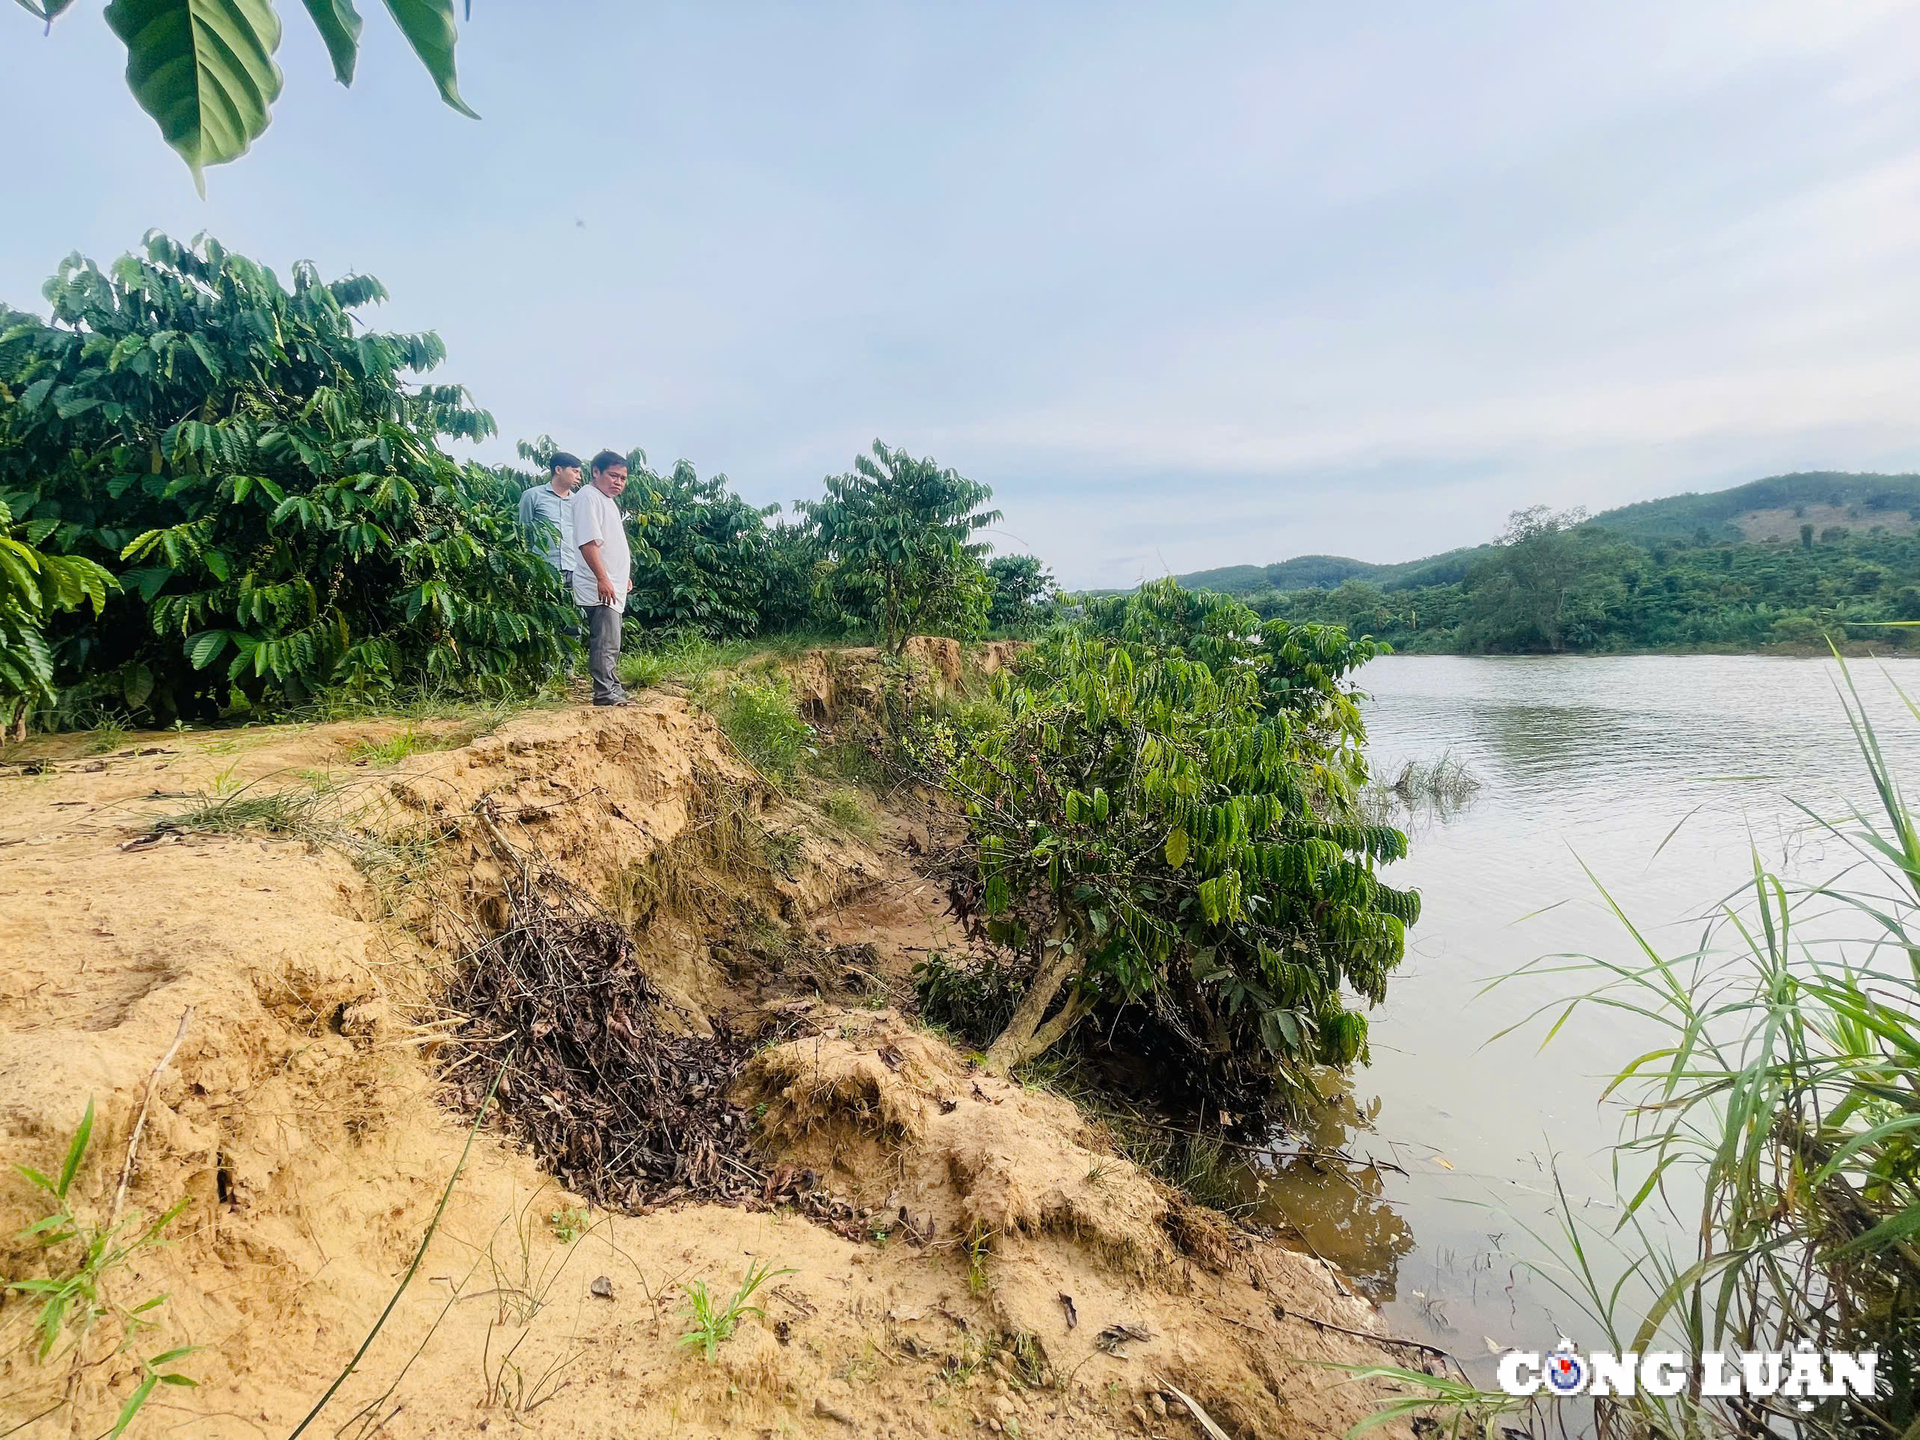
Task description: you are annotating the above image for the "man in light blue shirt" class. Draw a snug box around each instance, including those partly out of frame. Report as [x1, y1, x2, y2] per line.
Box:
[517, 451, 583, 583]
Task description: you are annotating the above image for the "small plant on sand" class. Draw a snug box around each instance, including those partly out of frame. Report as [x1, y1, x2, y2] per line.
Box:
[962, 1225, 994, 1297]
[546, 1207, 589, 1245]
[80, 713, 132, 755]
[341, 727, 432, 767]
[677, 1260, 795, 1361]
[150, 783, 321, 839]
[6, 1100, 197, 1433]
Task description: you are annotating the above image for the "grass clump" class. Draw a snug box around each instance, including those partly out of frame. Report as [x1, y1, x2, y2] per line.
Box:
[816, 787, 876, 839]
[712, 677, 813, 784]
[150, 783, 322, 838]
[1358, 749, 1482, 824]
[677, 1260, 794, 1361]
[292, 685, 548, 728]
[80, 713, 132, 755]
[340, 726, 432, 767]
[617, 632, 778, 692]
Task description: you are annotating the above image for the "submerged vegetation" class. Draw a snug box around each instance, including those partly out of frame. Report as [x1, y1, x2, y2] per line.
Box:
[1359, 752, 1483, 825]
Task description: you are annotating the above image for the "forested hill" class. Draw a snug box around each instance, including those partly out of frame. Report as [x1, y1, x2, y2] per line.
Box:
[1155, 470, 1920, 653]
[1167, 471, 1920, 598]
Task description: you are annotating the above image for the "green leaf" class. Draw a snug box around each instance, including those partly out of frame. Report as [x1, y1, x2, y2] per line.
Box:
[380, 0, 479, 118]
[103, 0, 285, 186]
[1164, 826, 1189, 868]
[122, 662, 156, 710]
[185, 630, 229, 670]
[57, 1098, 93, 1200]
[300, 0, 363, 84]
[108, 1374, 159, 1439]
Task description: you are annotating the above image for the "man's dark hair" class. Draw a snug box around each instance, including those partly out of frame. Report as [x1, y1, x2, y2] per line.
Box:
[590, 450, 627, 475]
[549, 451, 581, 472]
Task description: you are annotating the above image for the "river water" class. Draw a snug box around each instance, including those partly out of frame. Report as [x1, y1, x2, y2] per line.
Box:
[1244, 654, 1920, 1380]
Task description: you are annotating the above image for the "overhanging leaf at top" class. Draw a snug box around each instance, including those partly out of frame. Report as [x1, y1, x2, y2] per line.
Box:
[300, 0, 363, 85]
[16, 0, 79, 24]
[381, 0, 479, 118]
[104, 0, 284, 185]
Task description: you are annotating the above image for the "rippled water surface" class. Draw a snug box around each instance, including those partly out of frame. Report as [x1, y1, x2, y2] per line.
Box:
[1248, 654, 1920, 1375]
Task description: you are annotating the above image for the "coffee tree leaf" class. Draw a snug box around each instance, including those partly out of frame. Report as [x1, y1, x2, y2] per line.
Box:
[380, 0, 478, 117]
[299, 0, 362, 84]
[103, 0, 284, 187]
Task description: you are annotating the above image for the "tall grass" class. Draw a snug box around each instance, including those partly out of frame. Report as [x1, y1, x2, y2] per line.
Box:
[1359, 750, 1482, 825]
[1494, 658, 1919, 1440]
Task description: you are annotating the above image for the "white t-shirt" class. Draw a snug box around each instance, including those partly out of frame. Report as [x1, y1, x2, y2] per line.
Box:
[571, 483, 632, 608]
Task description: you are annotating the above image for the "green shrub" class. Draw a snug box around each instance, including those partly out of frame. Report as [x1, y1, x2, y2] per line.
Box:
[622, 458, 779, 638]
[0, 234, 575, 721]
[916, 579, 1415, 1116]
[0, 497, 115, 736]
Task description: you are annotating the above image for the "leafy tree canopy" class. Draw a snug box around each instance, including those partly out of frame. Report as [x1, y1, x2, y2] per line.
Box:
[1250, 508, 1920, 655]
[985, 553, 1056, 632]
[0, 231, 574, 720]
[794, 440, 999, 655]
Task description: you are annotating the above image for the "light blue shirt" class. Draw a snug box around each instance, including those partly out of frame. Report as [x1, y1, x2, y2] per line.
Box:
[516, 482, 580, 576]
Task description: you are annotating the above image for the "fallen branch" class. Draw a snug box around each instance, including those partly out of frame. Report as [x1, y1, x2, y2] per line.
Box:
[111, 1007, 193, 1228]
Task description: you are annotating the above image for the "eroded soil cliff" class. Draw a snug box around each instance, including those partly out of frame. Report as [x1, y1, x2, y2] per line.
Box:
[0, 652, 1425, 1439]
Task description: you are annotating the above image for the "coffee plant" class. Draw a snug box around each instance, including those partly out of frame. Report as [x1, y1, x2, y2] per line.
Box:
[915, 580, 1417, 1116]
[623, 458, 781, 638]
[0, 500, 116, 738]
[0, 232, 576, 721]
[795, 440, 998, 655]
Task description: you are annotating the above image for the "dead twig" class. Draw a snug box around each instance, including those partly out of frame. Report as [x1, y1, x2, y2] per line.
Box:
[111, 1006, 193, 1228]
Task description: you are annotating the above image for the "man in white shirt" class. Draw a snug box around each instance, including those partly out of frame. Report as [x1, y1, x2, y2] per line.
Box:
[573, 450, 634, 706]
[515, 450, 582, 583]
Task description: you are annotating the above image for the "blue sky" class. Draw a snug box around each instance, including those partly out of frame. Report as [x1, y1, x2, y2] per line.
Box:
[6, 3, 1920, 587]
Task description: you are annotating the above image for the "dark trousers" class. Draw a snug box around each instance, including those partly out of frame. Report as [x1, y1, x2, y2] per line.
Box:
[582, 603, 627, 705]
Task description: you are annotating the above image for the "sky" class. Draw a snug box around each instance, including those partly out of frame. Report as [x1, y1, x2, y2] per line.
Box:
[7, 3, 1920, 588]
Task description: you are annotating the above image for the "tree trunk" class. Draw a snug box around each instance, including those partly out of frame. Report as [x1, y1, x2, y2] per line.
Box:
[983, 947, 1087, 1073]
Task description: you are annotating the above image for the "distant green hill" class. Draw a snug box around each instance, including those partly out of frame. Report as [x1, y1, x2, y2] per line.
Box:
[1586, 470, 1920, 545]
[1153, 470, 1920, 595]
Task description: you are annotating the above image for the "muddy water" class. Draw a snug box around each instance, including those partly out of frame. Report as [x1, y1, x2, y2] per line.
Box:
[1242, 654, 1920, 1380]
